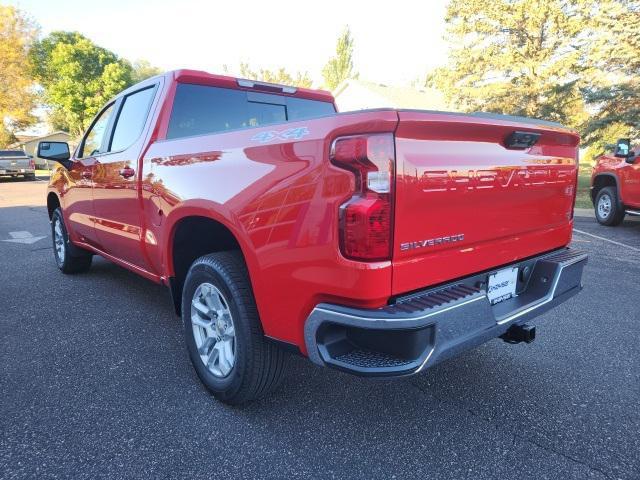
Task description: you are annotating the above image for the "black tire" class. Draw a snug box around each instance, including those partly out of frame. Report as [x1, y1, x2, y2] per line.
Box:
[25, 173, 36, 181]
[181, 251, 288, 405]
[51, 208, 93, 273]
[594, 186, 625, 226]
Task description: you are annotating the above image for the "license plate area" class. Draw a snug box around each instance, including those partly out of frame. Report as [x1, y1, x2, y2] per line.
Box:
[487, 267, 518, 305]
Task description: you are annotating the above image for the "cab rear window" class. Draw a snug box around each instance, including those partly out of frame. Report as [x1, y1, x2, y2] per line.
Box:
[167, 84, 335, 140]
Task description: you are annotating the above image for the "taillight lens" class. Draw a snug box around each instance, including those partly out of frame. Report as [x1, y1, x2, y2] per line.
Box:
[330, 133, 394, 261]
[29, 158, 35, 170]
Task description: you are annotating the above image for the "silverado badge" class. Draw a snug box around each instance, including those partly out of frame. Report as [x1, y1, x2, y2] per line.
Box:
[400, 234, 465, 251]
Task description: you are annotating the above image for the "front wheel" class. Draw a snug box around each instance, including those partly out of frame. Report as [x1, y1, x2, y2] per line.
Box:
[51, 208, 93, 273]
[181, 252, 288, 405]
[595, 186, 625, 226]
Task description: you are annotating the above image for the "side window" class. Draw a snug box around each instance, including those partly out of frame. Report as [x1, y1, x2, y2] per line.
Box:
[79, 104, 114, 158]
[109, 87, 156, 152]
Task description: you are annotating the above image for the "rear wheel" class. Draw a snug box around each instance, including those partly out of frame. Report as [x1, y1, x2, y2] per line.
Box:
[595, 186, 625, 226]
[182, 252, 288, 405]
[51, 208, 93, 273]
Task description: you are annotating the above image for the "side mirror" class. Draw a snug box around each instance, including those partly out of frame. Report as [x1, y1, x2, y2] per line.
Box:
[626, 151, 637, 164]
[614, 138, 631, 158]
[37, 141, 73, 169]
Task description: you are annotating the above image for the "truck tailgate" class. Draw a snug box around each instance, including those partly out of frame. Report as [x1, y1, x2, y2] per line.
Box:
[0, 158, 31, 172]
[392, 111, 579, 295]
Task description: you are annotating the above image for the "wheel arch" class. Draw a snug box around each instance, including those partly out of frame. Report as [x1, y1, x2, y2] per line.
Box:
[591, 173, 621, 206]
[164, 206, 258, 316]
[46, 192, 61, 220]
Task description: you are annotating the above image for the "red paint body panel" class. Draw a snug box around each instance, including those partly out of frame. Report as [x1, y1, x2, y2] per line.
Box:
[142, 110, 398, 349]
[591, 149, 640, 209]
[392, 111, 579, 294]
[47, 70, 582, 355]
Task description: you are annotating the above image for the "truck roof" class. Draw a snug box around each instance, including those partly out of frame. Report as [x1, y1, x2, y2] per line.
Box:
[124, 69, 334, 104]
[170, 69, 334, 103]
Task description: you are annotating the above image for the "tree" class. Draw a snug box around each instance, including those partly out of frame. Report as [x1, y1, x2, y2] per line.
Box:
[238, 63, 312, 88]
[30, 31, 134, 135]
[0, 6, 38, 147]
[322, 26, 357, 90]
[581, 0, 639, 147]
[428, 1, 588, 128]
[131, 59, 163, 83]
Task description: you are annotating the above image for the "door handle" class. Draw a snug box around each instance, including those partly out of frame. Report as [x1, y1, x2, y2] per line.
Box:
[81, 171, 92, 179]
[119, 167, 135, 179]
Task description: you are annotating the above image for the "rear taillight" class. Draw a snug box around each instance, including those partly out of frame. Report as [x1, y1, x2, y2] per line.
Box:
[29, 158, 35, 170]
[330, 133, 395, 261]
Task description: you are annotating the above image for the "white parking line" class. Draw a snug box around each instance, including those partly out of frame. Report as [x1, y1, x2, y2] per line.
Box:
[574, 228, 640, 252]
[1, 231, 46, 245]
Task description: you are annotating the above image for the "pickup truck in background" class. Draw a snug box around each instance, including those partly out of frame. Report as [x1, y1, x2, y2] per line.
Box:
[591, 138, 640, 225]
[0, 150, 36, 180]
[38, 70, 587, 405]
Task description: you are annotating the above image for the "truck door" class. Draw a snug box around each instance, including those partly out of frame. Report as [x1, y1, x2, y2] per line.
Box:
[91, 84, 158, 271]
[64, 102, 116, 248]
[621, 147, 640, 208]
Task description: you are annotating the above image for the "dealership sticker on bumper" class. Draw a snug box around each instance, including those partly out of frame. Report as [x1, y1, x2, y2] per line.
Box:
[487, 267, 518, 305]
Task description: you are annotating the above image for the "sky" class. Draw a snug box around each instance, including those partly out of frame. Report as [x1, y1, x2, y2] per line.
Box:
[9, 0, 450, 87]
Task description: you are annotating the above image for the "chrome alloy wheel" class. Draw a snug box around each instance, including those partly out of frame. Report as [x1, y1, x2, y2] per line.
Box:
[190, 283, 236, 378]
[53, 217, 65, 265]
[597, 193, 612, 219]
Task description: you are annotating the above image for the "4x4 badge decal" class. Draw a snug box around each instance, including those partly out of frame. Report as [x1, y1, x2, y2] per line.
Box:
[251, 127, 310, 143]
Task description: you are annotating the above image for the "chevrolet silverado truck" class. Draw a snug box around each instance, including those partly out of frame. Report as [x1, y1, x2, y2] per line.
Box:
[591, 138, 640, 225]
[38, 70, 587, 404]
[0, 150, 36, 180]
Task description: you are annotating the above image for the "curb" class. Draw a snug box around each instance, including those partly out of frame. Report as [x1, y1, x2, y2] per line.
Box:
[574, 208, 594, 218]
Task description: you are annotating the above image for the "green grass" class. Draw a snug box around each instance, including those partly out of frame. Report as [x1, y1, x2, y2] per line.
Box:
[576, 165, 593, 209]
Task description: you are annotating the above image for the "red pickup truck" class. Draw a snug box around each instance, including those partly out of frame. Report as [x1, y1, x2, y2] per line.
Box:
[591, 138, 640, 225]
[38, 70, 587, 404]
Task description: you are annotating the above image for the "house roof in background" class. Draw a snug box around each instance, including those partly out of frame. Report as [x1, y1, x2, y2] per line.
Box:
[334, 79, 448, 110]
[8, 131, 71, 149]
[14, 134, 37, 143]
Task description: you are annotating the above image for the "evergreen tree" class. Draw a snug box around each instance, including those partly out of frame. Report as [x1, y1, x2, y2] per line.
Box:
[322, 26, 357, 90]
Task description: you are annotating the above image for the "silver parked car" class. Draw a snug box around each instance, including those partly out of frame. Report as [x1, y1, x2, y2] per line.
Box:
[0, 150, 36, 180]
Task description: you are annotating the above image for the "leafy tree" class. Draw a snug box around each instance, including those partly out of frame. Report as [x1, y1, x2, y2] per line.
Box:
[428, 0, 588, 128]
[581, 0, 639, 147]
[0, 6, 38, 147]
[583, 122, 632, 164]
[131, 59, 163, 83]
[30, 31, 133, 135]
[239, 63, 312, 88]
[322, 26, 357, 90]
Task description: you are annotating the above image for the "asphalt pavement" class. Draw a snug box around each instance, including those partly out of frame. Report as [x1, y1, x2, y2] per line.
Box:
[1, 177, 639, 480]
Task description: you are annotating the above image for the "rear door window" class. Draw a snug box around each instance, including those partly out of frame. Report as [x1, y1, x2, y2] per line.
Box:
[167, 84, 335, 140]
